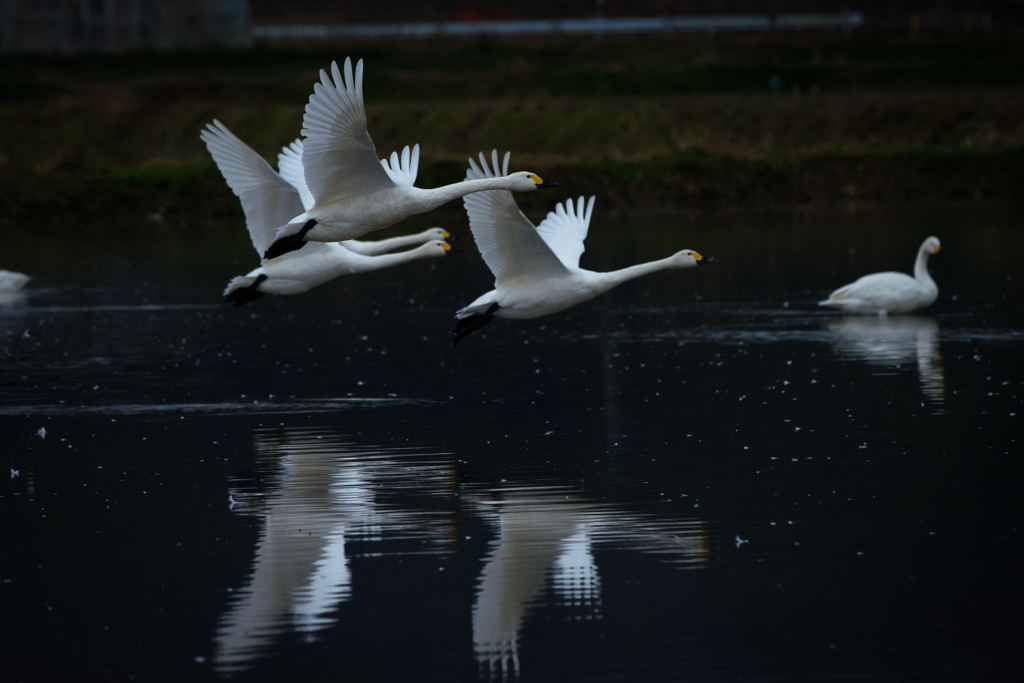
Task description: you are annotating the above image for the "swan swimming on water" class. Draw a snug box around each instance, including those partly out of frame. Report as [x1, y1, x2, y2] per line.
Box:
[262, 58, 557, 260]
[200, 120, 452, 307]
[0, 270, 30, 292]
[276, 138, 451, 256]
[819, 236, 941, 316]
[452, 151, 711, 345]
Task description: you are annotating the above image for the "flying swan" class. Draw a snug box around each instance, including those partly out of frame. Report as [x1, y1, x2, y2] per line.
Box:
[452, 151, 711, 345]
[200, 120, 452, 307]
[276, 138, 451, 256]
[819, 236, 941, 316]
[0, 270, 30, 292]
[262, 57, 557, 260]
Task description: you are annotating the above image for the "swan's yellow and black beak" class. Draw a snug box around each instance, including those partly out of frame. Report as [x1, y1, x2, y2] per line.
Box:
[694, 252, 714, 266]
[530, 174, 559, 189]
[441, 230, 451, 239]
[933, 244, 941, 254]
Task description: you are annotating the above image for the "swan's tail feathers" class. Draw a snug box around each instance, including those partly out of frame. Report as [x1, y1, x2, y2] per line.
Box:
[452, 303, 500, 347]
[264, 219, 317, 260]
[224, 274, 268, 307]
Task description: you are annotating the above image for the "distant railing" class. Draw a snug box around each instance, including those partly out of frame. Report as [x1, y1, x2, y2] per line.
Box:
[252, 12, 864, 40]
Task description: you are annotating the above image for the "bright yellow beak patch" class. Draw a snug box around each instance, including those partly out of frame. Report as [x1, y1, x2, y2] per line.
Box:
[441, 230, 450, 239]
[933, 245, 941, 254]
[530, 174, 544, 185]
[441, 242, 451, 252]
[693, 252, 703, 261]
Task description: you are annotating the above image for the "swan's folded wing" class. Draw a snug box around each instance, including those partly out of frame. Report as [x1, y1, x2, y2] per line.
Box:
[277, 139, 316, 211]
[201, 120, 307, 259]
[464, 150, 567, 287]
[535, 195, 594, 269]
[301, 58, 395, 206]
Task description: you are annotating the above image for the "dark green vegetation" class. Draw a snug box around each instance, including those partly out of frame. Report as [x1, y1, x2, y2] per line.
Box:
[2, 31, 1023, 231]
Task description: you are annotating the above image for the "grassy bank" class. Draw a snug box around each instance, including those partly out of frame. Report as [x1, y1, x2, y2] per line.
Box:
[2, 32, 1023, 226]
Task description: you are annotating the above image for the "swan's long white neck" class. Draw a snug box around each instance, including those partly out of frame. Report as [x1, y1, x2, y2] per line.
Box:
[329, 242, 435, 275]
[590, 256, 683, 295]
[914, 247, 936, 289]
[420, 177, 523, 210]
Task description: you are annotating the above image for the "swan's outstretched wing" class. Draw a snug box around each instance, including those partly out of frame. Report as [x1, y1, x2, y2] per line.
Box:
[380, 144, 419, 186]
[464, 150, 568, 287]
[535, 196, 594, 269]
[301, 58, 395, 206]
[201, 120, 307, 259]
[277, 139, 315, 211]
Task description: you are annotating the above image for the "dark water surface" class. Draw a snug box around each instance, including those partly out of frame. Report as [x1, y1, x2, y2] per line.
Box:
[1, 205, 1022, 682]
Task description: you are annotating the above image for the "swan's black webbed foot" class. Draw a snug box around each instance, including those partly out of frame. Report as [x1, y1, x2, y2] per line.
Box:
[224, 274, 268, 307]
[451, 303, 500, 346]
[263, 219, 316, 260]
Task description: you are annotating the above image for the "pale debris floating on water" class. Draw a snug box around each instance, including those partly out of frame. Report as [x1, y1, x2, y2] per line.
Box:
[735, 536, 748, 548]
[36, 427, 46, 439]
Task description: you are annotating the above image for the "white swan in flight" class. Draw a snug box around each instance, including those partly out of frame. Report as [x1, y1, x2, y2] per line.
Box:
[819, 236, 940, 316]
[200, 120, 452, 307]
[263, 57, 557, 260]
[0, 270, 30, 292]
[276, 138, 452, 256]
[452, 150, 710, 345]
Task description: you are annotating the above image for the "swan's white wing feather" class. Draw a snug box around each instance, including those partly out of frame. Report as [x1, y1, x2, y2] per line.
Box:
[301, 58, 395, 206]
[380, 144, 419, 186]
[277, 139, 315, 211]
[200, 120, 307, 259]
[535, 195, 594, 269]
[463, 150, 568, 287]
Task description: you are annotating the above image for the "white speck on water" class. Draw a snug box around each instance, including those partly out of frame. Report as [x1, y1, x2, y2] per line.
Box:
[10, 469, 19, 478]
[22, 330, 29, 338]
[37, 427, 46, 439]
[194, 656, 206, 664]
[735, 536, 748, 547]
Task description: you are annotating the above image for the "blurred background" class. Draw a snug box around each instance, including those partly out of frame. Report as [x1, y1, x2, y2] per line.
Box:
[0, 0, 1022, 241]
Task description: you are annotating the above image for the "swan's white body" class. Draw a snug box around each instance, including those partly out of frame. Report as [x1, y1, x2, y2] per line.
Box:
[819, 237, 941, 316]
[269, 58, 553, 256]
[200, 121, 450, 303]
[0, 270, 29, 292]
[456, 151, 706, 331]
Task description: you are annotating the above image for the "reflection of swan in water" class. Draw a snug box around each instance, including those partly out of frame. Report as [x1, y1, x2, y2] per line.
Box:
[215, 428, 455, 674]
[464, 485, 707, 681]
[829, 316, 944, 403]
[0, 290, 27, 307]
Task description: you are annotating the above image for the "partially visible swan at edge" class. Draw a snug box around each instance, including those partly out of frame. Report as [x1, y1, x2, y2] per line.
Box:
[819, 236, 941, 316]
[276, 138, 451, 256]
[263, 57, 557, 260]
[452, 150, 711, 345]
[200, 120, 452, 307]
[0, 270, 30, 292]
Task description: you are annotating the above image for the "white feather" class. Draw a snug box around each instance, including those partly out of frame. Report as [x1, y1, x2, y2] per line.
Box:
[300, 58, 395, 206]
[201, 120, 308, 260]
[277, 139, 315, 211]
[463, 150, 567, 288]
